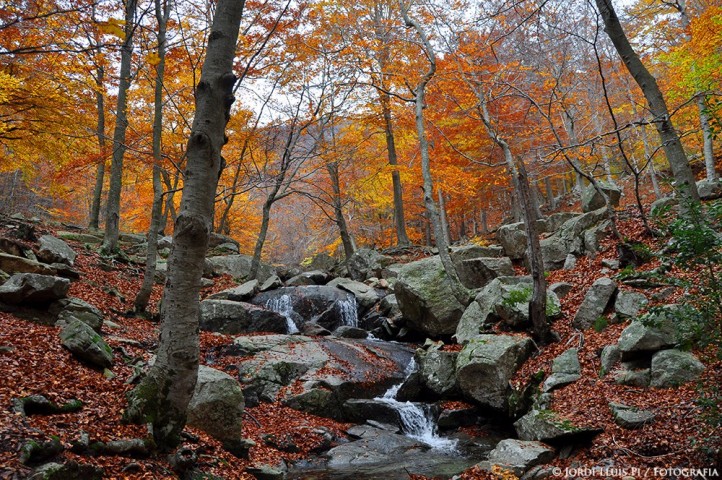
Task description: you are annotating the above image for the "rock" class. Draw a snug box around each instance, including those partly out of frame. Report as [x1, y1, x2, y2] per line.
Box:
[209, 232, 240, 250]
[259, 274, 283, 292]
[57, 231, 102, 244]
[549, 282, 572, 299]
[563, 254, 577, 270]
[537, 237, 569, 271]
[252, 286, 359, 332]
[600, 345, 621, 376]
[246, 465, 285, 480]
[325, 432, 428, 468]
[206, 254, 276, 282]
[29, 461, 104, 480]
[609, 402, 655, 429]
[37, 235, 76, 266]
[601, 258, 619, 269]
[450, 244, 504, 261]
[487, 439, 555, 477]
[581, 181, 621, 213]
[416, 348, 458, 397]
[333, 326, 368, 339]
[514, 409, 601, 443]
[557, 208, 607, 255]
[455, 301, 488, 342]
[393, 256, 467, 337]
[286, 270, 331, 286]
[347, 248, 394, 281]
[208, 280, 259, 301]
[0, 252, 56, 276]
[456, 335, 534, 411]
[497, 222, 528, 260]
[231, 334, 306, 355]
[199, 299, 289, 335]
[613, 367, 651, 387]
[379, 294, 401, 317]
[327, 277, 382, 313]
[158, 235, 173, 249]
[307, 252, 338, 272]
[542, 348, 581, 392]
[650, 197, 678, 216]
[187, 366, 245, 451]
[342, 399, 405, 427]
[215, 242, 240, 254]
[0, 273, 70, 305]
[696, 178, 722, 200]
[455, 256, 515, 289]
[582, 221, 610, 255]
[572, 277, 617, 330]
[436, 405, 480, 430]
[55, 298, 104, 332]
[59, 318, 113, 369]
[613, 290, 647, 320]
[545, 212, 580, 232]
[617, 306, 682, 355]
[650, 349, 704, 388]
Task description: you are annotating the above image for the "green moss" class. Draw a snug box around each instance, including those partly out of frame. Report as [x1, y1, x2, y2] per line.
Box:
[503, 286, 532, 307]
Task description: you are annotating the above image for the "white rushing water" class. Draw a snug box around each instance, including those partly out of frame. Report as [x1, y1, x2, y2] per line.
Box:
[375, 359, 458, 452]
[338, 296, 358, 327]
[265, 294, 299, 334]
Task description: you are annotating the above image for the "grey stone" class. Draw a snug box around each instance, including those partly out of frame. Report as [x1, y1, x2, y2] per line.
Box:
[557, 208, 607, 255]
[307, 252, 338, 272]
[286, 270, 331, 286]
[57, 231, 102, 244]
[332, 326, 368, 339]
[59, 318, 113, 369]
[456, 335, 534, 411]
[55, 298, 104, 332]
[0, 252, 56, 276]
[378, 294, 401, 317]
[609, 402, 655, 429]
[583, 221, 611, 255]
[697, 178, 722, 200]
[543, 349, 581, 392]
[417, 348, 458, 397]
[545, 212, 581, 233]
[614, 291, 647, 320]
[601, 258, 620, 269]
[0, 273, 69, 304]
[537, 237, 569, 271]
[327, 277, 381, 312]
[613, 368, 650, 387]
[497, 222, 528, 260]
[488, 439, 555, 477]
[206, 254, 275, 282]
[617, 306, 682, 354]
[393, 256, 466, 337]
[600, 345, 621, 376]
[572, 277, 617, 329]
[37, 235, 76, 266]
[208, 280, 259, 301]
[259, 274, 283, 292]
[549, 282, 572, 299]
[347, 248, 394, 281]
[650, 349, 704, 388]
[199, 299, 289, 335]
[582, 181, 621, 213]
[563, 254, 577, 270]
[456, 256, 514, 289]
[246, 465, 285, 480]
[29, 461, 104, 480]
[325, 432, 427, 468]
[450, 244, 504, 261]
[514, 409, 601, 442]
[187, 366, 244, 445]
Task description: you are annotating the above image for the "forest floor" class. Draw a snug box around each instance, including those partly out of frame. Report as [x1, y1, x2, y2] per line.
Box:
[0, 197, 721, 479]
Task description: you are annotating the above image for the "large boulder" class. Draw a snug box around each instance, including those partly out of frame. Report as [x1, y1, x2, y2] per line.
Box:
[207, 280, 259, 301]
[59, 318, 113, 369]
[455, 257, 514, 290]
[696, 178, 722, 200]
[237, 336, 413, 418]
[0, 253, 56, 276]
[536, 237, 569, 271]
[614, 290, 648, 320]
[487, 439, 555, 477]
[37, 235, 76, 266]
[199, 299, 289, 335]
[416, 347, 458, 397]
[0, 273, 69, 305]
[327, 277, 382, 313]
[542, 348, 581, 392]
[557, 208, 607, 255]
[455, 335, 534, 411]
[514, 409, 601, 443]
[650, 349, 704, 388]
[581, 181, 621, 213]
[455, 277, 561, 342]
[497, 222, 528, 260]
[55, 298, 104, 332]
[205, 254, 275, 282]
[347, 248, 394, 281]
[393, 256, 467, 337]
[449, 244, 504, 261]
[572, 277, 617, 330]
[616, 305, 683, 355]
[187, 365, 245, 450]
[252, 286, 359, 331]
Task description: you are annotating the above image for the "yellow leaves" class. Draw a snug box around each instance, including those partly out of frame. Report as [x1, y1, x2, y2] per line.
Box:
[97, 18, 126, 40]
[146, 52, 161, 67]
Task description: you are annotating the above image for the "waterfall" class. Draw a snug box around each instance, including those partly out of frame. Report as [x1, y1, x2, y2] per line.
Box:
[265, 294, 299, 334]
[338, 296, 358, 327]
[375, 358, 457, 451]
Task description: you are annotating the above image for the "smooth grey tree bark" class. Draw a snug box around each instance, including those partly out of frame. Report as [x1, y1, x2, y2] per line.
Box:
[101, 0, 137, 254]
[124, 0, 244, 449]
[134, 0, 171, 314]
[595, 0, 700, 205]
[88, 62, 106, 230]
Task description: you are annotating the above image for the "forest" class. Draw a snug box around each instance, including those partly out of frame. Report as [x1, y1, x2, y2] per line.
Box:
[1, 0, 722, 479]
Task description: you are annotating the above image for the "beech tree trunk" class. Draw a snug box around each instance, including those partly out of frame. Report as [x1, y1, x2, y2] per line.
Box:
[89, 64, 106, 230]
[124, 0, 244, 450]
[381, 92, 411, 246]
[327, 161, 356, 261]
[101, 0, 137, 254]
[135, 0, 170, 314]
[595, 0, 699, 205]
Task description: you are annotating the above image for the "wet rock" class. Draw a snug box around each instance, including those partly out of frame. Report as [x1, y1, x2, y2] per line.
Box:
[487, 439, 555, 477]
[200, 299, 289, 335]
[416, 348, 458, 397]
[333, 326, 368, 339]
[208, 280, 259, 301]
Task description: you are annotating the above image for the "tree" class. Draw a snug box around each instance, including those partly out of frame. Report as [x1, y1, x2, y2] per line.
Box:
[594, 0, 700, 205]
[101, 0, 138, 254]
[124, 0, 245, 449]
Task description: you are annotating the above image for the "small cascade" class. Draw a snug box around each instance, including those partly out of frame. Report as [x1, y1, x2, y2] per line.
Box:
[338, 296, 358, 327]
[375, 359, 457, 451]
[265, 294, 299, 334]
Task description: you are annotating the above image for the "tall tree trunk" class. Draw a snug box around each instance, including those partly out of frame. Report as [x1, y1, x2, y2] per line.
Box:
[545, 176, 557, 210]
[400, 4, 468, 305]
[124, 0, 244, 450]
[89, 65, 106, 230]
[327, 161, 356, 261]
[101, 0, 137, 255]
[381, 92, 411, 246]
[595, 0, 699, 205]
[135, 0, 170, 314]
[438, 187, 451, 245]
[250, 201, 272, 280]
